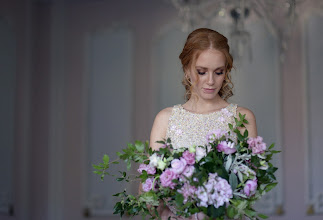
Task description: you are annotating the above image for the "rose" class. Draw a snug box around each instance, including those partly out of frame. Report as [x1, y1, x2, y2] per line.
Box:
[160, 169, 178, 189]
[142, 177, 156, 192]
[149, 153, 161, 167]
[244, 179, 258, 197]
[217, 141, 236, 154]
[195, 146, 207, 162]
[182, 165, 195, 178]
[137, 164, 156, 175]
[182, 151, 195, 165]
[157, 159, 167, 171]
[247, 136, 266, 155]
[170, 158, 187, 174]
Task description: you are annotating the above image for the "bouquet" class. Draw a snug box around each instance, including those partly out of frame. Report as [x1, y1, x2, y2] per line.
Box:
[93, 114, 280, 219]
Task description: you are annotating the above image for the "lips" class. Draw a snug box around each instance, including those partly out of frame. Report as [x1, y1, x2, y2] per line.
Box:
[203, 88, 216, 94]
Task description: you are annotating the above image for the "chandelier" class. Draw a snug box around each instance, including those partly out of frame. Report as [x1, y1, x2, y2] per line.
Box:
[168, 0, 322, 61]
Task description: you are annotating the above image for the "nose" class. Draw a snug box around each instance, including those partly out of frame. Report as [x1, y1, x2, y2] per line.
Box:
[207, 73, 215, 85]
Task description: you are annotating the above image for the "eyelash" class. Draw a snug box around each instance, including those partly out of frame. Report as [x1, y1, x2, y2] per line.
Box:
[197, 71, 224, 76]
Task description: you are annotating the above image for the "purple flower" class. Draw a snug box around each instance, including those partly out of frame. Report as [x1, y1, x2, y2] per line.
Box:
[170, 158, 187, 174]
[247, 136, 266, 154]
[160, 169, 178, 189]
[182, 151, 195, 165]
[142, 177, 156, 192]
[196, 174, 233, 208]
[137, 164, 156, 175]
[206, 129, 227, 143]
[182, 165, 195, 178]
[177, 182, 196, 203]
[217, 141, 236, 154]
[244, 179, 258, 197]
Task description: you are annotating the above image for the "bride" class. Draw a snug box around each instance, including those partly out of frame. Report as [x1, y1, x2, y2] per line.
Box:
[149, 28, 258, 220]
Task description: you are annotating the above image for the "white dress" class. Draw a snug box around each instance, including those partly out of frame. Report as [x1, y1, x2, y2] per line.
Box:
[166, 103, 238, 149]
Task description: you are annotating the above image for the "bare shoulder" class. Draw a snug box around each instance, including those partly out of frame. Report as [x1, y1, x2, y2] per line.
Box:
[236, 106, 256, 122]
[154, 107, 173, 122]
[236, 106, 257, 137]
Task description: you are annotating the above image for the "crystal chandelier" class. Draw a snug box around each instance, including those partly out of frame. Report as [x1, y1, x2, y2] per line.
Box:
[168, 0, 321, 61]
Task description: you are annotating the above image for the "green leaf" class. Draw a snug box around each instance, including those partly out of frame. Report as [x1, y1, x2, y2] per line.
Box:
[264, 182, 278, 192]
[227, 205, 238, 219]
[175, 193, 184, 206]
[139, 192, 159, 206]
[207, 205, 225, 218]
[268, 143, 275, 150]
[127, 160, 131, 170]
[229, 172, 238, 191]
[245, 209, 257, 217]
[258, 213, 269, 219]
[243, 129, 248, 138]
[112, 161, 119, 164]
[92, 164, 103, 170]
[135, 140, 145, 152]
[103, 154, 110, 165]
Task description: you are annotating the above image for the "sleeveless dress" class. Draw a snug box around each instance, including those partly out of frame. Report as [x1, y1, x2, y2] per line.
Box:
[166, 103, 238, 149]
[163, 103, 238, 219]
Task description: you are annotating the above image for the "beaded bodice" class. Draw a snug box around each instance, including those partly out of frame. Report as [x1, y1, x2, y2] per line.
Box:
[166, 103, 238, 149]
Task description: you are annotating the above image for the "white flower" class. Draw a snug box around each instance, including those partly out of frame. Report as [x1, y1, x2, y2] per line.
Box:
[157, 159, 167, 171]
[259, 161, 269, 170]
[195, 146, 206, 162]
[149, 153, 161, 167]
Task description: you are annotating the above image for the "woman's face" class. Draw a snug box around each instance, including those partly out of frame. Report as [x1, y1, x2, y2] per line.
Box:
[188, 49, 226, 101]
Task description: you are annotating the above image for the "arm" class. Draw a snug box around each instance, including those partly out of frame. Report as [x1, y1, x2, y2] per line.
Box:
[236, 106, 257, 138]
[150, 107, 172, 150]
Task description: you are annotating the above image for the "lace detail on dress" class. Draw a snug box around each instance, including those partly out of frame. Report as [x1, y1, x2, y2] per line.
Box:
[166, 103, 238, 149]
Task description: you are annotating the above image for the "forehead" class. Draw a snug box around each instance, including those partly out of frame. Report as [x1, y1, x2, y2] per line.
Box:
[195, 49, 226, 68]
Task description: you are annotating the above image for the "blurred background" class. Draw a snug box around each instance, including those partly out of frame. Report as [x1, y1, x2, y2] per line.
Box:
[1, 0, 323, 219]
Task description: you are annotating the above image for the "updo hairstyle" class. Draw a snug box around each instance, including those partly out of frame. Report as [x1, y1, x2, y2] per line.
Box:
[179, 28, 234, 101]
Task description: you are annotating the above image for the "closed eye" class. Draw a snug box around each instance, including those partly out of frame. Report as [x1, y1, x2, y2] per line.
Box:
[197, 70, 206, 75]
[215, 71, 224, 75]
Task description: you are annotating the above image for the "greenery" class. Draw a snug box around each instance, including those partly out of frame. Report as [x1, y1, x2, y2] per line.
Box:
[93, 114, 280, 219]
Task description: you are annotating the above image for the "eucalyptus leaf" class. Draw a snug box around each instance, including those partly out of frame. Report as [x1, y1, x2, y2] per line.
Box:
[225, 155, 232, 172]
[229, 172, 238, 191]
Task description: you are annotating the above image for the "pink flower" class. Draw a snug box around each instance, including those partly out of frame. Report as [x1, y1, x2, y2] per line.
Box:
[182, 165, 195, 178]
[182, 151, 195, 165]
[177, 182, 196, 203]
[217, 141, 236, 154]
[137, 164, 156, 175]
[206, 129, 227, 143]
[244, 179, 258, 197]
[247, 136, 266, 154]
[160, 169, 178, 189]
[142, 177, 156, 192]
[170, 158, 187, 174]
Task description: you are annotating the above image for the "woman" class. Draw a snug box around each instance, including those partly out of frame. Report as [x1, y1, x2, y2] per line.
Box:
[150, 28, 257, 219]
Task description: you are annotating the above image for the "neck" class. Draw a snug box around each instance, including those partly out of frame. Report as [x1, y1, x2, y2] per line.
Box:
[185, 95, 228, 113]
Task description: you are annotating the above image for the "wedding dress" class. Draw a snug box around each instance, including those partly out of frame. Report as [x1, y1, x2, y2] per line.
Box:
[166, 103, 238, 149]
